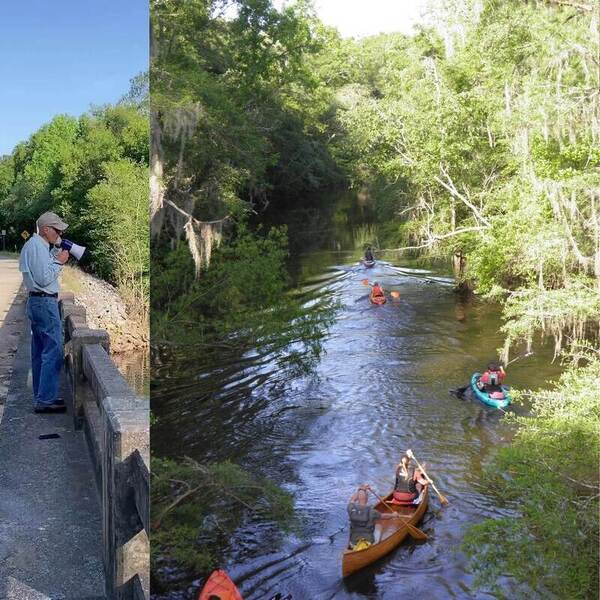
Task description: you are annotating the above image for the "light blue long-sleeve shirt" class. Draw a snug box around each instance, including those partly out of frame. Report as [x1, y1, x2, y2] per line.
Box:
[19, 233, 62, 294]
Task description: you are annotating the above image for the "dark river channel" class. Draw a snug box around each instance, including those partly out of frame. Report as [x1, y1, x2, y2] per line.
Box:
[152, 195, 563, 599]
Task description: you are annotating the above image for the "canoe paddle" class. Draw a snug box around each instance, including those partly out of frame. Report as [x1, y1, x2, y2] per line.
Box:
[406, 449, 449, 507]
[361, 279, 401, 299]
[368, 489, 428, 540]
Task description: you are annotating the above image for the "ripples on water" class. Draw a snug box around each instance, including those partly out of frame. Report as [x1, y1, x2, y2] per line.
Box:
[152, 255, 562, 599]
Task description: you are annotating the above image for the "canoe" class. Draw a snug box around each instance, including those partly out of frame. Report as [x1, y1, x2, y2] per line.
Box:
[198, 570, 243, 600]
[342, 486, 428, 577]
[363, 259, 376, 268]
[369, 292, 386, 305]
[470, 372, 511, 409]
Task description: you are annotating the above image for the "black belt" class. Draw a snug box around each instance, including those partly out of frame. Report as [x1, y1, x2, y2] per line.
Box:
[29, 291, 58, 298]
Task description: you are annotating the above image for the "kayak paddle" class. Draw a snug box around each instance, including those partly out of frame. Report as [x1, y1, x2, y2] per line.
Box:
[505, 351, 534, 366]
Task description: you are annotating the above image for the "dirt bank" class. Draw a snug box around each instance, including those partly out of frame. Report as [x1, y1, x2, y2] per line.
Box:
[61, 265, 148, 354]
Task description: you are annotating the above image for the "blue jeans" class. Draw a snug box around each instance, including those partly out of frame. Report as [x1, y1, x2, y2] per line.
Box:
[26, 296, 63, 406]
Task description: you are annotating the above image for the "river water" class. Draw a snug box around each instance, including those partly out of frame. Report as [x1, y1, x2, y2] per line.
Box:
[113, 349, 149, 396]
[152, 197, 563, 599]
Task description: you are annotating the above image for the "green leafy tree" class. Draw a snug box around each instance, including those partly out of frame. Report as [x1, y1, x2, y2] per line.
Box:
[0, 79, 149, 316]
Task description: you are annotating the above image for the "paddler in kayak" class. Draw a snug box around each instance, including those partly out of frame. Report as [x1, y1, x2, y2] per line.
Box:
[453, 361, 507, 400]
[476, 361, 506, 394]
[371, 281, 385, 298]
[347, 484, 402, 550]
[364, 246, 374, 262]
[392, 454, 429, 504]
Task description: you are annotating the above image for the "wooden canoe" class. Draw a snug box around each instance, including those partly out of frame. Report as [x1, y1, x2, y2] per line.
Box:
[369, 292, 386, 305]
[198, 569, 243, 600]
[342, 486, 429, 577]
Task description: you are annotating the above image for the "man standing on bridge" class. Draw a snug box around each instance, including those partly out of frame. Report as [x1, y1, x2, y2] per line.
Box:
[19, 212, 70, 413]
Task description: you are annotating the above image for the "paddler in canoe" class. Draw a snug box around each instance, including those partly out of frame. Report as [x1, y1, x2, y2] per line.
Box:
[392, 454, 430, 505]
[342, 451, 448, 577]
[347, 484, 403, 550]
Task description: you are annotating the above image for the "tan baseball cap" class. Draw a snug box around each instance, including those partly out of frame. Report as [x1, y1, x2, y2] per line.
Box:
[37, 212, 69, 232]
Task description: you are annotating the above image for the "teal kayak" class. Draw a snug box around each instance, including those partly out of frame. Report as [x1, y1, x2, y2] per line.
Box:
[470, 372, 511, 409]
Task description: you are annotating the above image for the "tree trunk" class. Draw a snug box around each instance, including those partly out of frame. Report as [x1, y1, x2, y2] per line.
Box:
[150, 110, 166, 238]
[452, 251, 472, 295]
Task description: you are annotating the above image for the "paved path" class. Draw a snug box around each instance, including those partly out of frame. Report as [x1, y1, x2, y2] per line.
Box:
[0, 257, 106, 599]
[0, 256, 25, 424]
[0, 255, 22, 324]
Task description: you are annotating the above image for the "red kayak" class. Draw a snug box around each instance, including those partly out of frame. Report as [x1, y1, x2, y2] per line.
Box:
[370, 292, 386, 305]
[198, 570, 243, 600]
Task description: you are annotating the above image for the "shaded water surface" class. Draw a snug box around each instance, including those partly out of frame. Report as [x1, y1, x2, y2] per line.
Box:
[153, 201, 562, 599]
[114, 350, 149, 396]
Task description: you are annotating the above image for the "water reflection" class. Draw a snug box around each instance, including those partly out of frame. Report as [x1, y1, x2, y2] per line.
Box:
[113, 349, 149, 396]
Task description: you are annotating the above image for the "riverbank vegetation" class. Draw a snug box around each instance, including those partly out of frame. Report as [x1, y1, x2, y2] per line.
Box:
[151, 0, 598, 594]
[464, 349, 600, 598]
[0, 74, 150, 326]
[150, 0, 341, 355]
[152, 457, 293, 582]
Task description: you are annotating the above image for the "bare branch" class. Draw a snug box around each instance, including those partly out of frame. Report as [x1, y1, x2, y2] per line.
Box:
[164, 199, 230, 225]
[383, 226, 489, 252]
[435, 166, 492, 227]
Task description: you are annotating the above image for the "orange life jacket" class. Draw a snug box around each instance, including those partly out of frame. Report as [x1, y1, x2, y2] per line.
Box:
[372, 285, 384, 297]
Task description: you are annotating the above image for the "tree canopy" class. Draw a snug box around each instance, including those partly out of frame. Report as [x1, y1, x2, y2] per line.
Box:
[0, 76, 150, 316]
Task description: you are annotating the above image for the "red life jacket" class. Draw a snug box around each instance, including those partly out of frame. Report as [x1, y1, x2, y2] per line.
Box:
[392, 490, 416, 504]
[391, 469, 423, 504]
[372, 285, 384, 297]
[481, 369, 505, 386]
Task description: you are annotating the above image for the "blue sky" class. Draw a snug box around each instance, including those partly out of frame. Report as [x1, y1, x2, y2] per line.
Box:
[0, 0, 148, 156]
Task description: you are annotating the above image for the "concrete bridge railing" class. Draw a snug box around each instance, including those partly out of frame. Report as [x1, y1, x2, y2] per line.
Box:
[60, 293, 149, 600]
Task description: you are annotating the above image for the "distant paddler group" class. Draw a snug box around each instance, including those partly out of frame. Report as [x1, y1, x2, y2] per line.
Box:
[348, 249, 521, 578]
[343, 449, 447, 577]
[360, 247, 400, 304]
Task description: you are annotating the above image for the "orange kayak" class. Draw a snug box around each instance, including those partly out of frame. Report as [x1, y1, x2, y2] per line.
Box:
[198, 570, 243, 600]
[369, 293, 386, 305]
